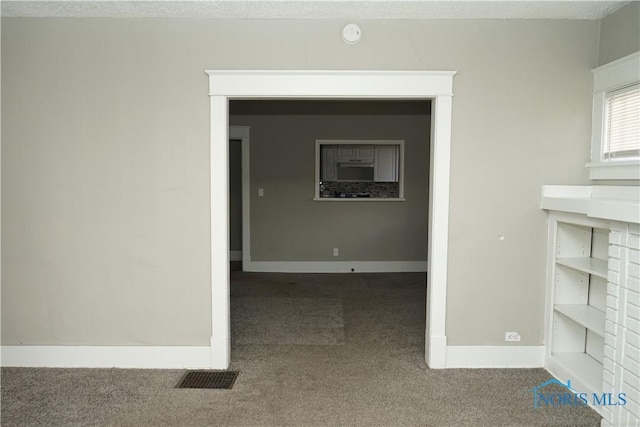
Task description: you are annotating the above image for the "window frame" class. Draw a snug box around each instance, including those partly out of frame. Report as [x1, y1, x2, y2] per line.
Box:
[587, 51, 640, 180]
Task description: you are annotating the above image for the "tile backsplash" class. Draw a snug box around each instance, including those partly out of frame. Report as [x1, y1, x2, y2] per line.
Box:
[320, 181, 400, 198]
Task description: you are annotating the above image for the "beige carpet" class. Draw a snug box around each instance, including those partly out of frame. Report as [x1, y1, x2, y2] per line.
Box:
[1, 272, 601, 426]
[231, 297, 344, 345]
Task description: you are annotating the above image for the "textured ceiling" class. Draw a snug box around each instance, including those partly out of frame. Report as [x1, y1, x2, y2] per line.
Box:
[0, 0, 628, 20]
[0, 0, 630, 20]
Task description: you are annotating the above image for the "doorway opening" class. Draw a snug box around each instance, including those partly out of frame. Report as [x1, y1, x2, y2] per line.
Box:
[208, 70, 455, 369]
[227, 99, 431, 362]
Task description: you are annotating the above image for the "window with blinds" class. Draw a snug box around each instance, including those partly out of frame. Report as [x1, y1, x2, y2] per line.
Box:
[603, 84, 640, 160]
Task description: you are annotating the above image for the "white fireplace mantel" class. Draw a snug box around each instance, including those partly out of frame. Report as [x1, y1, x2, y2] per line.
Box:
[540, 185, 640, 224]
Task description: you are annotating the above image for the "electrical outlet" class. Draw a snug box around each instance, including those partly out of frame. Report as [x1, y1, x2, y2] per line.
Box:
[505, 332, 521, 342]
[333, 248, 339, 256]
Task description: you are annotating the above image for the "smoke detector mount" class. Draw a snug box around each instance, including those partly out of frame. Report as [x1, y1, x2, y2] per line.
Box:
[342, 24, 362, 44]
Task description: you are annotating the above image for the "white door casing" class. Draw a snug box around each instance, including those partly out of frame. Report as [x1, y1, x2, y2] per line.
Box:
[207, 70, 456, 369]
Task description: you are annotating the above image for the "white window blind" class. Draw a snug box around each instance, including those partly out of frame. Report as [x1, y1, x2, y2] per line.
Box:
[604, 84, 640, 160]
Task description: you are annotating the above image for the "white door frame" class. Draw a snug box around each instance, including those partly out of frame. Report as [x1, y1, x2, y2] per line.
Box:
[207, 70, 456, 369]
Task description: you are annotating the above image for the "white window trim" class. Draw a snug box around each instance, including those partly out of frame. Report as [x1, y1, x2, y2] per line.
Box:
[587, 51, 640, 180]
[314, 139, 406, 201]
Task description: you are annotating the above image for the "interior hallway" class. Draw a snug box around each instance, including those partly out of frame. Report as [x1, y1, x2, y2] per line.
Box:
[1, 272, 600, 426]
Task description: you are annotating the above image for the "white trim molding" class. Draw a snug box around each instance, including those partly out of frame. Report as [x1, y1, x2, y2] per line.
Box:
[586, 160, 640, 180]
[592, 51, 640, 94]
[244, 261, 427, 273]
[588, 51, 640, 180]
[540, 185, 640, 224]
[210, 96, 231, 369]
[207, 70, 455, 98]
[425, 94, 454, 369]
[1, 346, 211, 369]
[208, 70, 456, 370]
[445, 345, 545, 368]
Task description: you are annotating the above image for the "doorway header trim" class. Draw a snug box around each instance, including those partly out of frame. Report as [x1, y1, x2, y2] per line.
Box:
[205, 70, 456, 97]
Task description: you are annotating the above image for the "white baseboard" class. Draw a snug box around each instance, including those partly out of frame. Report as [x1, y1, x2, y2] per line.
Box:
[244, 261, 427, 273]
[1, 344, 545, 369]
[445, 345, 545, 368]
[210, 336, 230, 370]
[230, 251, 242, 262]
[1, 346, 211, 369]
[426, 334, 448, 369]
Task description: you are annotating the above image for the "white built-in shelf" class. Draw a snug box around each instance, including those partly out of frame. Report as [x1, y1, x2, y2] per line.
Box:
[554, 304, 606, 337]
[556, 257, 608, 279]
[546, 213, 610, 401]
[552, 352, 604, 392]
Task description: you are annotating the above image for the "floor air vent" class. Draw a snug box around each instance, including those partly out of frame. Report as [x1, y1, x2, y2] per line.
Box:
[175, 370, 239, 389]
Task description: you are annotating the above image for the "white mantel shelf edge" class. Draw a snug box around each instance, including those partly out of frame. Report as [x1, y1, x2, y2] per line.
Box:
[541, 185, 640, 224]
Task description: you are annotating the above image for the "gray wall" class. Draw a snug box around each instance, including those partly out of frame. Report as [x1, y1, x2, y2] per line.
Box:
[2, 18, 598, 347]
[229, 140, 242, 252]
[230, 101, 430, 262]
[599, 1, 640, 65]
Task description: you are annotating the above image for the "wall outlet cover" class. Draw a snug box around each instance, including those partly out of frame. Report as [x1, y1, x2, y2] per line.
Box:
[505, 332, 521, 342]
